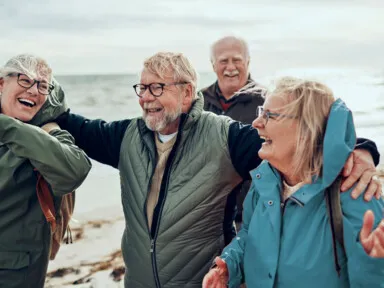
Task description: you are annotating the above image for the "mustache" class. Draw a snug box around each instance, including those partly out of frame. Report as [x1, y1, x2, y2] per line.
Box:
[223, 70, 239, 77]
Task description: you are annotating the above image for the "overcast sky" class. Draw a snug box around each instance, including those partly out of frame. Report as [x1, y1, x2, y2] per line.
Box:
[1, 0, 383, 76]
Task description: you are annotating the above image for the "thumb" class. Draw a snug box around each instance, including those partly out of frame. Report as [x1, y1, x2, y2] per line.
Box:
[342, 152, 354, 177]
[360, 210, 375, 253]
[202, 273, 213, 288]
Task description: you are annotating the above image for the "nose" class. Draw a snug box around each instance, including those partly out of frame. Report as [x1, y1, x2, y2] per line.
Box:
[252, 115, 264, 129]
[27, 82, 39, 95]
[226, 60, 236, 70]
[141, 88, 155, 101]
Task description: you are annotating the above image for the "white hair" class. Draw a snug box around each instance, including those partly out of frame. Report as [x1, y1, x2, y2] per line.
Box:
[0, 54, 60, 106]
[210, 36, 250, 63]
[143, 52, 199, 100]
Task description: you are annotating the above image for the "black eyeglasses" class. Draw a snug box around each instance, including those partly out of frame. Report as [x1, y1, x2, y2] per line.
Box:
[133, 82, 188, 98]
[8, 73, 54, 95]
[257, 106, 296, 125]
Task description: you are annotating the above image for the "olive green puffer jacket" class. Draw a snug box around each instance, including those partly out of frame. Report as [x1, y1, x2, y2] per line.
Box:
[0, 82, 91, 288]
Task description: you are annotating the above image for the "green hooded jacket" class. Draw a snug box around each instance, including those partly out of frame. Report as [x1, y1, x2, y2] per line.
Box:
[0, 82, 91, 288]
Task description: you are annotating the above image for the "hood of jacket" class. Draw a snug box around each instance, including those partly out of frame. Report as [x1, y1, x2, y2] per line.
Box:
[28, 78, 67, 127]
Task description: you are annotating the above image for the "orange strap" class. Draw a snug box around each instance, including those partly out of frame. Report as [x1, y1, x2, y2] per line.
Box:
[35, 171, 57, 232]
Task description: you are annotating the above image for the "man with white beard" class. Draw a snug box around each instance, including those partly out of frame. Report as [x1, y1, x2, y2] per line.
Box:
[201, 36, 265, 241]
[53, 52, 381, 288]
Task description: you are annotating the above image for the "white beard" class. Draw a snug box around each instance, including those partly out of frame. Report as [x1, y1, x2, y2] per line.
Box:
[143, 105, 182, 132]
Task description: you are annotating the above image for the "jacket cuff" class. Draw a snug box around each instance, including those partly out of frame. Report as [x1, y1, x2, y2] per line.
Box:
[221, 254, 242, 288]
[356, 138, 380, 167]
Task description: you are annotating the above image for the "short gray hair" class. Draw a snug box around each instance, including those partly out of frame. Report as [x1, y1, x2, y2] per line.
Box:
[210, 36, 250, 63]
[0, 54, 60, 106]
[143, 52, 198, 99]
[0, 54, 52, 81]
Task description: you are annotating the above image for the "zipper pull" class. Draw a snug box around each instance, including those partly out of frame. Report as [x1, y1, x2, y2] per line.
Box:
[150, 239, 154, 253]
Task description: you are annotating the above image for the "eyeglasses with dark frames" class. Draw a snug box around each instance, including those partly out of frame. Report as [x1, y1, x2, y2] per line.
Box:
[8, 73, 54, 95]
[256, 106, 296, 125]
[133, 82, 189, 98]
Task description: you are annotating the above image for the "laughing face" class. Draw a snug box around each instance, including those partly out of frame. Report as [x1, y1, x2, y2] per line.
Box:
[139, 69, 187, 135]
[252, 94, 299, 174]
[0, 73, 49, 122]
[212, 39, 249, 98]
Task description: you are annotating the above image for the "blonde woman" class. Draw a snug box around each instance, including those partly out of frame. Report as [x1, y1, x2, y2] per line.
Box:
[203, 77, 384, 287]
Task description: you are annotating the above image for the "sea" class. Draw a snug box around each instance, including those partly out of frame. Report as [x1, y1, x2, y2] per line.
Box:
[55, 68, 384, 215]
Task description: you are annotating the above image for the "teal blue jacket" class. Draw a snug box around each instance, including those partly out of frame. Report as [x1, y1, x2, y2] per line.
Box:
[221, 99, 384, 287]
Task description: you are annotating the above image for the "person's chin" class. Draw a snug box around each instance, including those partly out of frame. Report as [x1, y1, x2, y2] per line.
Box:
[258, 149, 270, 161]
[12, 111, 34, 122]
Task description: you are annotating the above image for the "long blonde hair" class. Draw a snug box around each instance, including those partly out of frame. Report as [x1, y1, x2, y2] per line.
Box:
[270, 77, 335, 182]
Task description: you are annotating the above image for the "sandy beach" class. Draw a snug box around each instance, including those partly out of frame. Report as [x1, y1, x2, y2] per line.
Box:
[45, 163, 384, 287]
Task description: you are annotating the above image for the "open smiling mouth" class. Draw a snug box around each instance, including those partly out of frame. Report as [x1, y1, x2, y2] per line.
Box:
[18, 98, 36, 108]
[260, 136, 272, 144]
[146, 108, 163, 113]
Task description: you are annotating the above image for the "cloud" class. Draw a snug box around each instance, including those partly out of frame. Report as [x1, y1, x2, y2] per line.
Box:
[1, 0, 383, 74]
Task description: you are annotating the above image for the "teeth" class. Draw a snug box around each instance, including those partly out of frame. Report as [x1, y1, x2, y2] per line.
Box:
[18, 98, 35, 107]
[260, 136, 272, 143]
[147, 108, 162, 112]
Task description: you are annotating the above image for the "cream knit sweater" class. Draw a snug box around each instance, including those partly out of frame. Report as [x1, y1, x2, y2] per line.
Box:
[146, 134, 177, 229]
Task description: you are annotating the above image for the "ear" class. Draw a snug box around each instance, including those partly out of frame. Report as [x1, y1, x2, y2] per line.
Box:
[0, 77, 4, 93]
[212, 61, 218, 73]
[183, 83, 193, 104]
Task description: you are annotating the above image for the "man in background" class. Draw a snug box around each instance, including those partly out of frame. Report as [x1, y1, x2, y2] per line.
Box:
[201, 36, 264, 241]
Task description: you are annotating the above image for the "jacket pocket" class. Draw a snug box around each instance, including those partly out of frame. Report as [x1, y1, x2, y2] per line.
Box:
[0, 251, 30, 269]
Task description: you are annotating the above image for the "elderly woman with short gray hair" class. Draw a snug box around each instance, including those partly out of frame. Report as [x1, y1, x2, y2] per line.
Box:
[0, 54, 91, 288]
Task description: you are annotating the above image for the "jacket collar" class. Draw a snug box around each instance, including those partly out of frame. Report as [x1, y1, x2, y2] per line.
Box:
[250, 161, 335, 206]
[203, 76, 260, 107]
[28, 78, 68, 127]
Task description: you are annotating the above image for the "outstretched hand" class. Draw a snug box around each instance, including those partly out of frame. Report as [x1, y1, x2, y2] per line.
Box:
[341, 149, 382, 200]
[202, 257, 228, 288]
[360, 210, 384, 258]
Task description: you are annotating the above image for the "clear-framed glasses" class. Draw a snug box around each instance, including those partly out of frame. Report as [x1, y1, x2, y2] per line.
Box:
[133, 82, 189, 98]
[256, 106, 296, 125]
[8, 73, 54, 95]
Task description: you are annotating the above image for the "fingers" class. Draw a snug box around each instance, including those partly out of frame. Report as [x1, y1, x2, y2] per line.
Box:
[359, 175, 378, 201]
[360, 210, 375, 254]
[215, 257, 227, 270]
[202, 273, 211, 288]
[342, 153, 354, 177]
[373, 176, 383, 200]
[348, 168, 376, 199]
[202, 270, 219, 288]
[372, 220, 384, 257]
[342, 149, 375, 193]
[341, 166, 363, 193]
[41, 122, 60, 133]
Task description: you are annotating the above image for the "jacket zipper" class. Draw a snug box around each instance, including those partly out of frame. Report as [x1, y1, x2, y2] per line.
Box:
[145, 115, 187, 288]
[144, 157, 158, 286]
